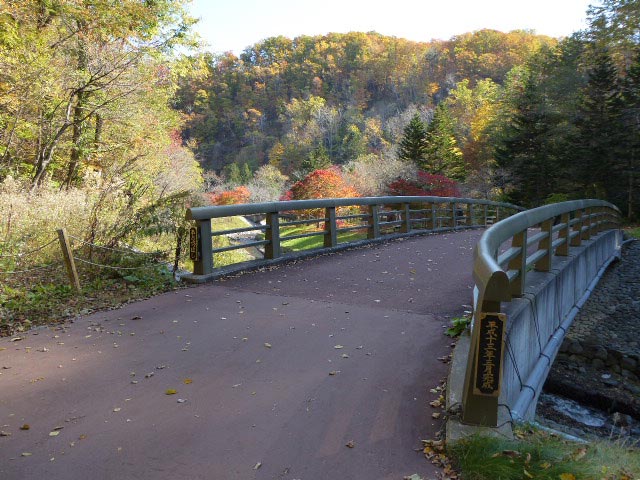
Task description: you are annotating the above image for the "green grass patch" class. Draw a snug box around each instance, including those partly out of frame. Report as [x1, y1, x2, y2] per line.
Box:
[449, 427, 639, 480]
[212, 216, 251, 231]
[624, 225, 640, 239]
[279, 224, 367, 252]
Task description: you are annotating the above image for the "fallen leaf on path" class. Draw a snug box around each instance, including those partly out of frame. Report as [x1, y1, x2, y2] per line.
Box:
[49, 431, 60, 437]
[345, 440, 355, 448]
[264, 343, 272, 348]
[183, 378, 193, 384]
[253, 462, 262, 470]
[404, 475, 423, 480]
[131, 316, 142, 320]
[0, 431, 11, 436]
[432, 412, 441, 419]
[20, 424, 30, 431]
[165, 389, 177, 395]
[21, 452, 32, 457]
[341, 354, 349, 358]
[334, 345, 344, 349]
[10, 337, 23, 342]
[328, 370, 340, 376]
[113, 408, 121, 412]
[177, 399, 186, 403]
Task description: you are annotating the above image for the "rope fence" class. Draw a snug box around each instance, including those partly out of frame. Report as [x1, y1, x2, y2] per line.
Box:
[0, 228, 179, 290]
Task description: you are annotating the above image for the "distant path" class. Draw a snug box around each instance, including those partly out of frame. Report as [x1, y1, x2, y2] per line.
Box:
[0, 230, 482, 480]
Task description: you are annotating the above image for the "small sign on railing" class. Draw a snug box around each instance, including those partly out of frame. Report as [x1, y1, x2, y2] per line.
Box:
[189, 227, 199, 261]
[473, 312, 506, 397]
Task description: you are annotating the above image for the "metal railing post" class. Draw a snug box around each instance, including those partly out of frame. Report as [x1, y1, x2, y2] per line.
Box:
[535, 219, 553, 272]
[193, 219, 213, 275]
[451, 202, 457, 229]
[368, 205, 380, 239]
[582, 207, 592, 241]
[571, 210, 583, 247]
[508, 230, 527, 297]
[400, 203, 411, 233]
[557, 213, 570, 256]
[324, 207, 338, 248]
[265, 212, 281, 259]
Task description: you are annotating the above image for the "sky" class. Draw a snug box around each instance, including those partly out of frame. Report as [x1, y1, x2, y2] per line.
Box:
[188, 0, 595, 55]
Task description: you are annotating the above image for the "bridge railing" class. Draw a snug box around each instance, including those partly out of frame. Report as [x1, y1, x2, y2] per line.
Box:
[185, 196, 522, 279]
[462, 199, 622, 426]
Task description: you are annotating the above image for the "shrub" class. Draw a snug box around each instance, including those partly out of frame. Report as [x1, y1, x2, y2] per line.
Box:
[387, 171, 460, 197]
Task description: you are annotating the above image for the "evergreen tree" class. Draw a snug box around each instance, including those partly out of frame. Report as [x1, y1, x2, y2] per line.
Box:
[494, 74, 562, 207]
[621, 48, 640, 218]
[422, 104, 467, 180]
[301, 145, 332, 174]
[397, 114, 427, 165]
[574, 48, 625, 201]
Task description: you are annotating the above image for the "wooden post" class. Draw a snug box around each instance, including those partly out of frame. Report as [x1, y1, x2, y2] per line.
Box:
[265, 212, 281, 259]
[324, 207, 338, 248]
[57, 228, 80, 291]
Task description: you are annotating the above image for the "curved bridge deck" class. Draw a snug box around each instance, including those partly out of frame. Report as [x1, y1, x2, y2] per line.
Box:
[0, 230, 482, 480]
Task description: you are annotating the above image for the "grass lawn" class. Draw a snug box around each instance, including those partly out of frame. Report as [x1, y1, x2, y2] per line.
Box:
[448, 426, 639, 480]
[624, 225, 640, 239]
[279, 224, 368, 252]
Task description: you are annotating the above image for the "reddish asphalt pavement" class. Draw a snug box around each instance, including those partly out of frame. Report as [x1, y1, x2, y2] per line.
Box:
[0, 230, 481, 480]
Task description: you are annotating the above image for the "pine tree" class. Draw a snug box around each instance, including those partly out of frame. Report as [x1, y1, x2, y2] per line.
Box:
[621, 48, 640, 218]
[422, 104, 467, 181]
[574, 47, 625, 201]
[397, 114, 427, 165]
[494, 74, 562, 207]
[301, 145, 332, 174]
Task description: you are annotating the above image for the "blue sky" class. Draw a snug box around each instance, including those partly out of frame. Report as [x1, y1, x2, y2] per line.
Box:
[188, 0, 595, 55]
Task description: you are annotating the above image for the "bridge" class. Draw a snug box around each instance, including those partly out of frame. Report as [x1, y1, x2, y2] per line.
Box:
[0, 196, 621, 479]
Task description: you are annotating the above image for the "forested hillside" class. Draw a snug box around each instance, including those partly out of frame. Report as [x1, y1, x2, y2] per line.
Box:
[173, 30, 554, 176]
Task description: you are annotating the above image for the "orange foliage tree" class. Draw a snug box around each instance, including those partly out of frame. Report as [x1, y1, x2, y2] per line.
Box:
[210, 186, 250, 205]
[281, 168, 360, 220]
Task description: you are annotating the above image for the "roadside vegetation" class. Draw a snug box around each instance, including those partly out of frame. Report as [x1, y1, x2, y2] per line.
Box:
[448, 426, 639, 480]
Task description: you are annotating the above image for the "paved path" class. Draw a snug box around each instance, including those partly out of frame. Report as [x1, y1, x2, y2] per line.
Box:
[0, 230, 482, 480]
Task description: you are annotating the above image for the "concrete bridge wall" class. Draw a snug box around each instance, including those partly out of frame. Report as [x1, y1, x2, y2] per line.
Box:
[500, 229, 622, 421]
[449, 229, 622, 437]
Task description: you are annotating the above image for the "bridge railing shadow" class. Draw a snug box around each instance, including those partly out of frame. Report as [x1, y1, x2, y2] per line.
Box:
[462, 199, 622, 427]
[184, 196, 523, 281]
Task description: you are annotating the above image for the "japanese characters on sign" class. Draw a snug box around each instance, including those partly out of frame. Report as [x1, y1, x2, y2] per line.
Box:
[189, 227, 199, 261]
[473, 313, 506, 397]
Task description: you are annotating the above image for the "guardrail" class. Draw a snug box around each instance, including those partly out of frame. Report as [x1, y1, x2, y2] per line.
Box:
[462, 199, 622, 426]
[185, 196, 523, 279]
